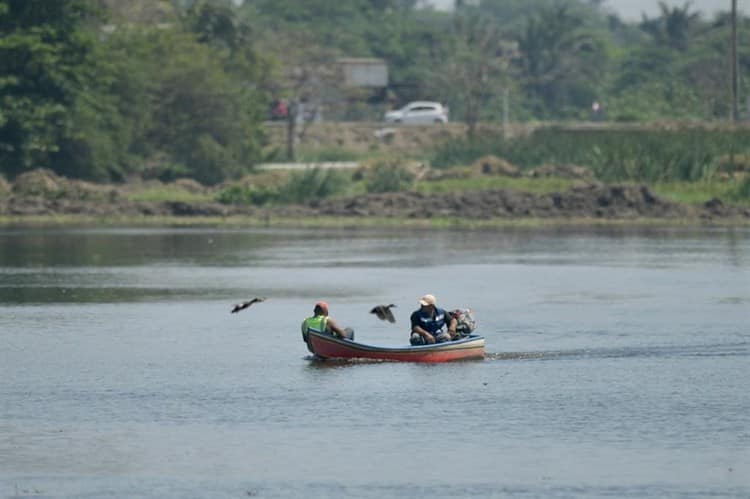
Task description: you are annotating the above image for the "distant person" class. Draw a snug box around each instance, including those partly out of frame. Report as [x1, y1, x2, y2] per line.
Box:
[410, 294, 457, 345]
[269, 99, 288, 120]
[591, 100, 604, 121]
[276, 99, 288, 118]
[301, 301, 352, 347]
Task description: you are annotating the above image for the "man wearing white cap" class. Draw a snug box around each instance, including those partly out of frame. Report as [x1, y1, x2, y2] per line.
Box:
[410, 294, 457, 345]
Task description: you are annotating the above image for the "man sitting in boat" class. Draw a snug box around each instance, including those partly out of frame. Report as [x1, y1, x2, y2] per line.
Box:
[301, 301, 352, 350]
[410, 294, 458, 345]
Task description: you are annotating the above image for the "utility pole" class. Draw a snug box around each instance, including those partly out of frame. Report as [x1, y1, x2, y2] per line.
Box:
[731, 0, 739, 122]
[502, 88, 509, 139]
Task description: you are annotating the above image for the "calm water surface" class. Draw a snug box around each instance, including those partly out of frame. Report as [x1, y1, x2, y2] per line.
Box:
[1, 226, 748, 498]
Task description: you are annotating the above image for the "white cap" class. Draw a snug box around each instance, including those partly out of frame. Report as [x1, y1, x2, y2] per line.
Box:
[419, 294, 436, 306]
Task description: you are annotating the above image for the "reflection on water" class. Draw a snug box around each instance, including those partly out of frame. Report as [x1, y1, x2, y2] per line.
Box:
[0, 286, 214, 304]
[1, 225, 747, 268]
[1, 226, 749, 499]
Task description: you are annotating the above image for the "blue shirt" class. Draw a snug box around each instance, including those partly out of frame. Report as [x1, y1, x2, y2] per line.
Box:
[410, 307, 449, 334]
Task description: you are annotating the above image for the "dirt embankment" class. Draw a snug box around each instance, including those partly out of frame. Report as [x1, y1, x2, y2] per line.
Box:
[1, 168, 748, 223]
[288, 184, 748, 221]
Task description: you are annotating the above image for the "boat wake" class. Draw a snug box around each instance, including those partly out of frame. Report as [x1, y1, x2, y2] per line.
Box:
[485, 340, 750, 362]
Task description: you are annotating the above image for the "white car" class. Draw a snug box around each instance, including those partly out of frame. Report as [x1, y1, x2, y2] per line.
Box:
[384, 101, 449, 124]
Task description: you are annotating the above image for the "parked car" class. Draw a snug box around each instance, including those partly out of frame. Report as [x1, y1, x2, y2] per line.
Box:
[384, 101, 448, 124]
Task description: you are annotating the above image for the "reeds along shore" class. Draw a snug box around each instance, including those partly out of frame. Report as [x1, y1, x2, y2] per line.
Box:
[431, 126, 750, 185]
[2, 126, 750, 223]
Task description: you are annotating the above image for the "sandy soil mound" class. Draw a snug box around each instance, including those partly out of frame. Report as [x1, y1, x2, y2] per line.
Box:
[12, 169, 118, 201]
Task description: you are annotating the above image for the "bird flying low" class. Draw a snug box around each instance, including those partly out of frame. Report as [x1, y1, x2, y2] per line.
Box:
[370, 304, 396, 323]
[231, 297, 266, 314]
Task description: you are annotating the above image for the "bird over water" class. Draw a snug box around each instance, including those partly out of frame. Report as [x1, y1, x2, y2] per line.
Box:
[231, 297, 266, 314]
[370, 304, 396, 323]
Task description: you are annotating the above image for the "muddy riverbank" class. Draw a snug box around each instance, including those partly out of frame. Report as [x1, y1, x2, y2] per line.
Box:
[1, 168, 748, 225]
[2, 182, 748, 225]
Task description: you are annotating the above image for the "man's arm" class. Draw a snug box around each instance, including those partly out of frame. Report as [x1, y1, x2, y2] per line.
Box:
[326, 317, 348, 338]
[411, 324, 436, 344]
[447, 315, 458, 339]
[410, 311, 435, 343]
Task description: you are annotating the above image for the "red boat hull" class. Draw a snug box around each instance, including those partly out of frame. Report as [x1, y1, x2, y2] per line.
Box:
[307, 330, 485, 363]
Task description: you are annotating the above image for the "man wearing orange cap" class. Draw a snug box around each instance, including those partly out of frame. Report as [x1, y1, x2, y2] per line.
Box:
[301, 301, 352, 349]
[410, 294, 457, 345]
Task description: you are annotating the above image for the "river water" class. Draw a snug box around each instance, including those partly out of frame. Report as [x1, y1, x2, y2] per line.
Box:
[1, 226, 748, 498]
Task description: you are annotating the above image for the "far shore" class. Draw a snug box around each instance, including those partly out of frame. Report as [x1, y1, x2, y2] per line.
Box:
[2, 168, 749, 229]
[2, 213, 749, 230]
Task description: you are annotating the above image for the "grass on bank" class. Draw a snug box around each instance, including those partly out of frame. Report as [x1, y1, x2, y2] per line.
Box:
[125, 185, 214, 203]
[211, 163, 579, 207]
[426, 175, 750, 206]
[651, 178, 750, 205]
[4, 150, 748, 216]
[431, 127, 750, 183]
[3, 213, 747, 229]
[120, 169, 749, 208]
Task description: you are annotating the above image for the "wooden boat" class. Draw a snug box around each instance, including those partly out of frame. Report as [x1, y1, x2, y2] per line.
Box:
[306, 330, 485, 363]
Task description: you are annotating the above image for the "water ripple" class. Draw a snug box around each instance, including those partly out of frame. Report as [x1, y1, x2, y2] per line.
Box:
[486, 341, 750, 361]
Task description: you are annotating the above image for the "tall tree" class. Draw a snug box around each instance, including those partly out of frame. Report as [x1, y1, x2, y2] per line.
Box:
[516, 5, 605, 118]
[639, 1, 701, 51]
[185, 0, 248, 52]
[437, 13, 517, 137]
[122, 26, 266, 184]
[0, 0, 110, 178]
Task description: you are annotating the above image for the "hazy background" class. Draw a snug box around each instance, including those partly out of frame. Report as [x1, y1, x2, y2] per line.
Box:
[426, 0, 742, 20]
[608, 0, 740, 20]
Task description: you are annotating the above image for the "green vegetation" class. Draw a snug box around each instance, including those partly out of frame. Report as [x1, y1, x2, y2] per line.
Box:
[126, 186, 213, 204]
[276, 168, 351, 203]
[364, 159, 416, 193]
[217, 167, 353, 206]
[730, 177, 750, 202]
[0, 0, 270, 184]
[3, 212, 746, 230]
[215, 184, 274, 205]
[651, 179, 749, 205]
[1, 0, 749, 210]
[432, 127, 750, 184]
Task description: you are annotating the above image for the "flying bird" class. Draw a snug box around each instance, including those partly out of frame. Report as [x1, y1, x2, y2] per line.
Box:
[231, 297, 266, 314]
[370, 304, 396, 323]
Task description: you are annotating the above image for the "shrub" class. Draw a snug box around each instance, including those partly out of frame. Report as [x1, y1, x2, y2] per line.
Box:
[216, 167, 351, 205]
[277, 167, 350, 203]
[365, 159, 415, 193]
[215, 184, 279, 205]
[730, 176, 750, 202]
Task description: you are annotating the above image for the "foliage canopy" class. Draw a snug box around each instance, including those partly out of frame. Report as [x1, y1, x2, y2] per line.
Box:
[0, 0, 748, 185]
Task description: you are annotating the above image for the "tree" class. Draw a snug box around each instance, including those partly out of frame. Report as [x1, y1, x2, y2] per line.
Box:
[516, 5, 606, 118]
[0, 0, 111, 179]
[135, 29, 265, 184]
[436, 13, 517, 137]
[184, 0, 249, 52]
[251, 29, 342, 160]
[639, 1, 701, 51]
[365, 8, 448, 106]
